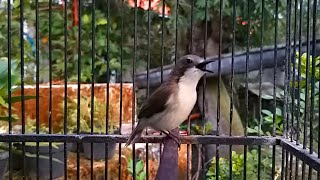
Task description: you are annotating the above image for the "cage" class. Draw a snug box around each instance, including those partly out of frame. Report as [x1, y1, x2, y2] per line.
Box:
[0, 0, 319, 179]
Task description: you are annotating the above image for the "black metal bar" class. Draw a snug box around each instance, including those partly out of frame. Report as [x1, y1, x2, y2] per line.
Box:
[77, 0, 82, 179]
[91, 1, 96, 179]
[290, 0, 298, 178]
[272, 1, 279, 179]
[296, 0, 303, 146]
[0, 134, 280, 145]
[280, 139, 320, 172]
[309, 0, 318, 179]
[48, 0, 53, 179]
[175, 0, 178, 65]
[159, 0, 165, 158]
[202, 0, 208, 178]
[7, 1, 12, 179]
[35, 0, 40, 179]
[105, 0, 111, 178]
[281, 148, 285, 180]
[229, 0, 236, 179]
[303, 0, 311, 151]
[309, 0, 318, 155]
[19, 0, 26, 178]
[244, 1, 251, 179]
[118, 0, 124, 179]
[145, 0, 151, 179]
[63, 1, 68, 180]
[302, 0, 311, 179]
[161, 0, 165, 83]
[187, 1, 194, 179]
[216, 0, 223, 179]
[258, 1, 265, 179]
[295, 157, 299, 180]
[132, 0, 137, 179]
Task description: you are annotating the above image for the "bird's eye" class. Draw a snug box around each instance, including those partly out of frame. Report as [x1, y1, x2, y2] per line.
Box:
[186, 59, 192, 64]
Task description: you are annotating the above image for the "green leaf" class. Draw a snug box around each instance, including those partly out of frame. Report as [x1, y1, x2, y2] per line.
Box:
[4, 95, 36, 104]
[261, 110, 272, 116]
[136, 160, 144, 174]
[82, 14, 90, 25]
[96, 18, 108, 25]
[0, 95, 7, 107]
[247, 127, 258, 133]
[0, 116, 19, 122]
[13, 0, 20, 8]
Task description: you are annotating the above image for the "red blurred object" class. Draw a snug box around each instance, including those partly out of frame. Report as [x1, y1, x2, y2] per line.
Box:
[73, 0, 79, 26]
[127, 0, 170, 17]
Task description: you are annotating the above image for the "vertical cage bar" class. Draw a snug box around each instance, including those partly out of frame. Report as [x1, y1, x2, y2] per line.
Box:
[258, 0, 265, 179]
[216, 0, 223, 179]
[284, 0, 292, 178]
[35, 0, 40, 179]
[63, 0, 69, 179]
[63, 0, 68, 180]
[302, 0, 311, 179]
[307, 0, 317, 177]
[303, 0, 311, 151]
[19, 0, 26, 178]
[309, 0, 317, 155]
[105, 0, 111, 178]
[160, 0, 165, 84]
[145, 1, 151, 179]
[281, 149, 285, 180]
[7, 0, 12, 179]
[159, 0, 165, 158]
[91, 1, 96, 179]
[132, 0, 137, 179]
[296, 0, 303, 146]
[187, 1, 194, 179]
[202, 0, 207, 179]
[76, 0, 82, 179]
[174, 0, 178, 65]
[48, 0, 53, 179]
[229, 0, 236, 179]
[118, 0, 124, 179]
[290, 0, 299, 178]
[244, 0, 251, 179]
[272, 1, 279, 179]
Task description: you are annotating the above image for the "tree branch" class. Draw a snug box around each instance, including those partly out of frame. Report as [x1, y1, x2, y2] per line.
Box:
[155, 127, 179, 180]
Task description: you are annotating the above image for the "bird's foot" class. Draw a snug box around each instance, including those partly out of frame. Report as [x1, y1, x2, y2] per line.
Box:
[161, 130, 181, 150]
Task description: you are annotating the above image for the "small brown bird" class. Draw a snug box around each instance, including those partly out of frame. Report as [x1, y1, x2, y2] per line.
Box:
[125, 55, 214, 147]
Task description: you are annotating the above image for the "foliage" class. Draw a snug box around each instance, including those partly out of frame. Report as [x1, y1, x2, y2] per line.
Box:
[290, 52, 319, 146]
[246, 107, 283, 136]
[247, 52, 319, 147]
[0, 0, 133, 83]
[127, 158, 146, 180]
[61, 95, 117, 134]
[206, 149, 276, 180]
[0, 57, 36, 124]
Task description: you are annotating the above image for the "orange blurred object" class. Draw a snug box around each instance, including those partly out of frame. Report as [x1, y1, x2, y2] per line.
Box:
[127, 0, 170, 17]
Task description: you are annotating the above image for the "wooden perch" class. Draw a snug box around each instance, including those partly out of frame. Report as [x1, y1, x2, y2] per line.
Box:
[155, 127, 180, 180]
[135, 39, 320, 89]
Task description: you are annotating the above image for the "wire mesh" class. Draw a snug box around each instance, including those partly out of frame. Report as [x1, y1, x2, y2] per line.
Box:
[0, 0, 319, 180]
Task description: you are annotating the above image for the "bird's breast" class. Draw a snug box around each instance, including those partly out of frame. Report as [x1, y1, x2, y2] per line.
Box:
[149, 81, 197, 131]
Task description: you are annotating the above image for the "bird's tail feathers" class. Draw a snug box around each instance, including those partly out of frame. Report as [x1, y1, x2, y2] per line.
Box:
[125, 123, 144, 147]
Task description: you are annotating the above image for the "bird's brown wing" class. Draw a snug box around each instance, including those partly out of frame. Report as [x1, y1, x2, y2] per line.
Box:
[137, 84, 174, 119]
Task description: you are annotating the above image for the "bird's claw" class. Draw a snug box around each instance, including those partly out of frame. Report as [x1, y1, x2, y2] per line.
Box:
[161, 130, 181, 150]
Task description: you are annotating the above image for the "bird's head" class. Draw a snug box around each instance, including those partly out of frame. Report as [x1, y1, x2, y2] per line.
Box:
[170, 55, 215, 83]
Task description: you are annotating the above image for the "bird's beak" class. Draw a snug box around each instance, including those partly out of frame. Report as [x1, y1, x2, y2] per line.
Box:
[196, 59, 214, 73]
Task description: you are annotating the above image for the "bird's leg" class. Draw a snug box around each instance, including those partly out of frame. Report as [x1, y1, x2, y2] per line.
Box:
[161, 130, 181, 149]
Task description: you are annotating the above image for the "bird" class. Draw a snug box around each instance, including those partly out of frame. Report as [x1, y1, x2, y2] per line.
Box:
[125, 54, 214, 147]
